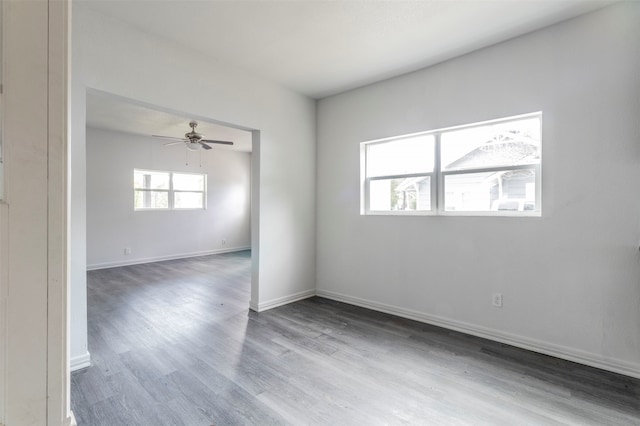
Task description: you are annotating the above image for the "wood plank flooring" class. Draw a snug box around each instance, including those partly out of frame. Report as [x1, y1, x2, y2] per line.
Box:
[72, 251, 640, 425]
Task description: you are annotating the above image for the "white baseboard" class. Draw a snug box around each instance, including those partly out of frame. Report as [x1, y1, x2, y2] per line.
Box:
[251, 289, 316, 312]
[87, 246, 251, 270]
[70, 351, 91, 372]
[316, 289, 640, 380]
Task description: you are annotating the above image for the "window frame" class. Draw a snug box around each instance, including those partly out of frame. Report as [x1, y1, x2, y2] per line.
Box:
[361, 112, 542, 217]
[133, 169, 207, 211]
[363, 133, 437, 216]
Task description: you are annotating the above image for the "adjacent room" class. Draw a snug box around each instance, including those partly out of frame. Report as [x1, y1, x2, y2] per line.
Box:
[84, 92, 252, 272]
[6, 0, 640, 425]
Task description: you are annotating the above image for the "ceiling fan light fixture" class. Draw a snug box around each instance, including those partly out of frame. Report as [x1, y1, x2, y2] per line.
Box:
[154, 121, 234, 150]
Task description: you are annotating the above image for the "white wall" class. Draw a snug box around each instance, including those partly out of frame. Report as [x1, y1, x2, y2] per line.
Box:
[316, 3, 640, 378]
[86, 128, 251, 268]
[70, 4, 316, 367]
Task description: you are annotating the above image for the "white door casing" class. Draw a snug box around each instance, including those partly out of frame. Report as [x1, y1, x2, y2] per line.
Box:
[0, 0, 72, 425]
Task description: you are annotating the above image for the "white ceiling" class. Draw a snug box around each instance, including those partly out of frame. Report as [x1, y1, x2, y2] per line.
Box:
[82, 0, 615, 145]
[80, 0, 615, 99]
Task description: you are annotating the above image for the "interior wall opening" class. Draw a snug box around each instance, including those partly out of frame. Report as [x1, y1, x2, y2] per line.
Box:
[70, 89, 259, 376]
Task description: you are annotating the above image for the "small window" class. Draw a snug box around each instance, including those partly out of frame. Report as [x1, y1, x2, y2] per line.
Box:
[172, 172, 205, 209]
[441, 116, 540, 214]
[134, 170, 170, 210]
[365, 135, 435, 214]
[361, 113, 541, 216]
[134, 169, 206, 210]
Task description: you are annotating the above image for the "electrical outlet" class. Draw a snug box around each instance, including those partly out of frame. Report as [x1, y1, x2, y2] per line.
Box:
[492, 293, 503, 308]
[221, 239, 226, 246]
[124, 247, 132, 255]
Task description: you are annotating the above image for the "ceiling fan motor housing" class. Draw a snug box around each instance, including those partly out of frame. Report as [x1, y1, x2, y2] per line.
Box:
[186, 121, 203, 141]
[185, 131, 203, 141]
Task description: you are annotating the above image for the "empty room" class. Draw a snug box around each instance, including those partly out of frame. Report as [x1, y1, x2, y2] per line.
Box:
[1, 0, 639, 425]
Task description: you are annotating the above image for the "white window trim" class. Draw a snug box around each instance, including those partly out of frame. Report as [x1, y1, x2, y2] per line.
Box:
[134, 169, 207, 211]
[362, 112, 542, 217]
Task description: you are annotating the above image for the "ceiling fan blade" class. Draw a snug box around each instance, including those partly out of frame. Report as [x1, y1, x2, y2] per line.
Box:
[163, 141, 185, 147]
[201, 139, 234, 146]
[153, 135, 187, 141]
[199, 142, 212, 150]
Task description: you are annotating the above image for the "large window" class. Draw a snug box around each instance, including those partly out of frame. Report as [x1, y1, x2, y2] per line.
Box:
[134, 169, 206, 210]
[362, 113, 541, 216]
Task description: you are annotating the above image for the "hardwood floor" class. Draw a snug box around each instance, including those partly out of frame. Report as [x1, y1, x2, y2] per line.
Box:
[72, 251, 640, 425]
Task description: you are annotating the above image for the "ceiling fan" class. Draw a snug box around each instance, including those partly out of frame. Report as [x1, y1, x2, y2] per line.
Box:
[152, 121, 234, 151]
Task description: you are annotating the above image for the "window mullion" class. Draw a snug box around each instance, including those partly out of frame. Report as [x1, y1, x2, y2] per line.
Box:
[169, 172, 174, 209]
[434, 133, 442, 214]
